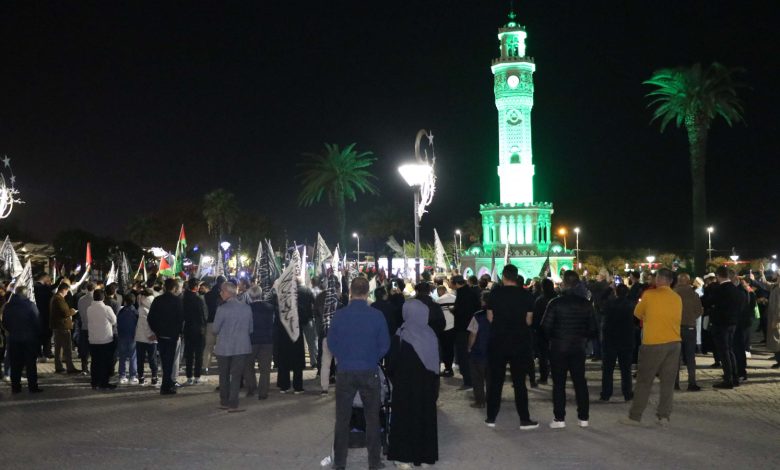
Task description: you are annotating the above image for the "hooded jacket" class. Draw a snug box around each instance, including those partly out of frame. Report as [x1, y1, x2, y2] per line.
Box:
[2, 295, 40, 343]
[541, 282, 597, 352]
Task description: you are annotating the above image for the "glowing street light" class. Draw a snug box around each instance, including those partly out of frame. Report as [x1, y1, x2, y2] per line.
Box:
[646, 255, 656, 266]
[454, 229, 462, 271]
[730, 247, 739, 265]
[707, 226, 715, 261]
[352, 232, 360, 264]
[398, 129, 436, 283]
[558, 227, 568, 250]
[220, 241, 231, 252]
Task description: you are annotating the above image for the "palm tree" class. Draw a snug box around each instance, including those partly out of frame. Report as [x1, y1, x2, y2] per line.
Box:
[203, 188, 239, 245]
[644, 62, 745, 274]
[126, 215, 159, 247]
[298, 143, 378, 247]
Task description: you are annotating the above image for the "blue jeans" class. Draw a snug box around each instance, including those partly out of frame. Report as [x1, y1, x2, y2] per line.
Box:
[117, 337, 137, 378]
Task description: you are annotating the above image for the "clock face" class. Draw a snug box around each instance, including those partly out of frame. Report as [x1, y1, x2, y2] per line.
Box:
[507, 75, 520, 88]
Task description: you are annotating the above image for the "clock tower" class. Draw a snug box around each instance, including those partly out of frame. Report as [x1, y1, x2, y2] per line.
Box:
[461, 8, 573, 280]
[492, 10, 535, 204]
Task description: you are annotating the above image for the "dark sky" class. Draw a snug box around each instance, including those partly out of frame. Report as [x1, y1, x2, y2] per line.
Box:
[1, 1, 778, 258]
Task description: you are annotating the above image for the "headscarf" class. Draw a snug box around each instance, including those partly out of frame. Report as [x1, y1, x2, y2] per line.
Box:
[397, 299, 439, 374]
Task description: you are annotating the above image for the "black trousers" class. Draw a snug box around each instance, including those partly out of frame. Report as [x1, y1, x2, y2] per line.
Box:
[184, 333, 205, 379]
[601, 342, 633, 400]
[533, 331, 549, 382]
[39, 326, 52, 357]
[277, 364, 303, 391]
[733, 325, 751, 378]
[9, 340, 38, 390]
[676, 327, 698, 386]
[486, 346, 531, 422]
[454, 331, 472, 386]
[89, 342, 115, 388]
[79, 329, 90, 371]
[439, 329, 455, 372]
[712, 324, 737, 384]
[158, 338, 178, 392]
[136, 342, 158, 379]
[550, 348, 589, 421]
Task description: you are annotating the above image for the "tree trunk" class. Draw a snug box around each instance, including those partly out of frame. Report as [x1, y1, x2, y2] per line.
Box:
[336, 195, 347, 253]
[686, 116, 709, 275]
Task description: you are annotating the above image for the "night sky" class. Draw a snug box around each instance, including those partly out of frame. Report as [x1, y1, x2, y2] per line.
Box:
[1, 1, 778, 258]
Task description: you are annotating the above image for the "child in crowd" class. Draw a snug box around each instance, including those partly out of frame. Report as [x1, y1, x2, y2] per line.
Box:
[467, 291, 491, 408]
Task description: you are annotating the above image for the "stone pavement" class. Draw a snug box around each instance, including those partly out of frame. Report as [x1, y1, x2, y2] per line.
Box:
[0, 343, 778, 470]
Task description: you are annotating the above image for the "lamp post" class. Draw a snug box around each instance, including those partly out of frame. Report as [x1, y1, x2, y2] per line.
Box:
[730, 247, 739, 265]
[352, 232, 360, 265]
[646, 255, 655, 270]
[706, 226, 714, 261]
[454, 229, 462, 270]
[399, 163, 432, 283]
[573, 227, 580, 269]
[558, 227, 568, 250]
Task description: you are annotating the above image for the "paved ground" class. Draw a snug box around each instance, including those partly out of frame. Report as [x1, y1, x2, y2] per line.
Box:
[1, 340, 778, 470]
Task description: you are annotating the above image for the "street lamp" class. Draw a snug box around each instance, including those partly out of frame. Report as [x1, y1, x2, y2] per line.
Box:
[706, 226, 715, 261]
[558, 227, 568, 250]
[573, 227, 580, 270]
[220, 241, 231, 252]
[399, 163, 431, 283]
[454, 229, 462, 270]
[730, 247, 739, 265]
[352, 232, 360, 264]
[646, 255, 656, 268]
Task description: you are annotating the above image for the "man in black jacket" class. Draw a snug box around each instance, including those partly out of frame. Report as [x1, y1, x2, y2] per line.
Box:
[2, 286, 43, 393]
[148, 279, 184, 395]
[704, 266, 744, 389]
[33, 273, 54, 359]
[452, 275, 480, 390]
[414, 282, 445, 336]
[182, 277, 208, 385]
[542, 270, 597, 428]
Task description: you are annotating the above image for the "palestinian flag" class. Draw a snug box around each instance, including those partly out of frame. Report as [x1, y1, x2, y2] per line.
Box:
[86, 242, 92, 266]
[173, 225, 187, 277]
[158, 256, 174, 277]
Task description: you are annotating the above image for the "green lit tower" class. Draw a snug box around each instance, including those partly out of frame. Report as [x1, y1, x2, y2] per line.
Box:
[462, 9, 573, 279]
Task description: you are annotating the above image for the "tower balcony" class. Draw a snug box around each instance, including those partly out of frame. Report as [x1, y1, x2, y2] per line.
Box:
[492, 56, 534, 66]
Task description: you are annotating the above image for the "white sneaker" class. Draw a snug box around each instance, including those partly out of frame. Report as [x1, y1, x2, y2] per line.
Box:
[186, 378, 195, 385]
[485, 420, 496, 428]
[119, 377, 129, 385]
[395, 462, 413, 469]
[130, 377, 140, 385]
[2, 376, 9, 382]
[578, 419, 589, 428]
[549, 419, 566, 429]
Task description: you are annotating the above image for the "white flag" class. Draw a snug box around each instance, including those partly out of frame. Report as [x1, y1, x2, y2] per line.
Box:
[16, 260, 34, 295]
[105, 261, 117, 285]
[315, 233, 332, 275]
[0, 235, 23, 277]
[433, 228, 448, 271]
[274, 257, 300, 342]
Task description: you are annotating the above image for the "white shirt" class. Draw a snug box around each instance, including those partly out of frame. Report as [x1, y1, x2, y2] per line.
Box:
[135, 295, 156, 343]
[87, 302, 117, 345]
[436, 292, 457, 331]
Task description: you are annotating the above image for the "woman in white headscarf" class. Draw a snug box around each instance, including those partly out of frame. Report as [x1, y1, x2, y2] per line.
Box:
[387, 299, 439, 469]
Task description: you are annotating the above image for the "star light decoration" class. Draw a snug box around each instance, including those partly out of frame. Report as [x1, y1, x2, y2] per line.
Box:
[0, 155, 22, 219]
[415, 131, 436, 220]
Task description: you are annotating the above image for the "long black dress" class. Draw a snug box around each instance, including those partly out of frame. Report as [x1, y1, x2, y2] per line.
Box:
[387, 339, 439, 466]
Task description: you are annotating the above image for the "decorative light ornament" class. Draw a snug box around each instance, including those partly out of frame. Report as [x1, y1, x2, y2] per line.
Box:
[507, 75, 519, 88]
[0, 155, 22, 219]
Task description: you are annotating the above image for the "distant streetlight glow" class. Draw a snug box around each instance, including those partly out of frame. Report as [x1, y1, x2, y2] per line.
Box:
[646, 255, 656, 265]
[706, 226, 714, 261]
[398, 163, 432, 187]
[573, 227, 580, 269]
[558, 227, 568, 250]
[352, 232, 360, 263]
[220, 241, 231, 252]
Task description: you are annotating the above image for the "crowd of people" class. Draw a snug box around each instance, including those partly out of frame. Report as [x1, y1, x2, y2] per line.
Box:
[0, 261, 778, 469]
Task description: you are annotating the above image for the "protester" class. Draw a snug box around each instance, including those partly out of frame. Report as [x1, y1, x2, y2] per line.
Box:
[467, 290, 491, 408]
[213, 280, 253, 412]
[734, 277, 755, 382]
[134, 289, 158, 386]
[242, 285, 275, 399]
[542, 270, 597, 428]
[182, 277, 208, 385]
[86, 289, 118, 391]
[327, 277, 390, 470]
[485, 264, 539, 430]
[531, 278, 556, 385]
[599, 284, 635, 402]
[757, 271, 780, 368]
[387, 299, 439, 468]
[276, 279, 308, 394]
[76, 282, 95, 374]
[49, 282, 79, 373]
[452, 274, 480, 390]
[435, 284, 456, 377]
[2, 286, 43, 393]
[674, 273, 703, 391]
[620, 268, 681, 426]
[116, 293, 139, 384]
[147, 279, 184, 395]
[704, 266, 744, 389]
[202, 275, 226, 376]
[33, 273, 54, 360]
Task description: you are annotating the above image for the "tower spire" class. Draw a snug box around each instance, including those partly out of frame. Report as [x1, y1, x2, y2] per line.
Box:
[506, 1, 518, 27]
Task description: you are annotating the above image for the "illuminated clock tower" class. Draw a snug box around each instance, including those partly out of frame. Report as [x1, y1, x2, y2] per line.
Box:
[492, 10, 535, 204]
[463, 9, 572, 279]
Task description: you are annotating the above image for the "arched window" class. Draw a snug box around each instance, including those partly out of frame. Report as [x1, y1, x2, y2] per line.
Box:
[510, 153, 520, 164]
